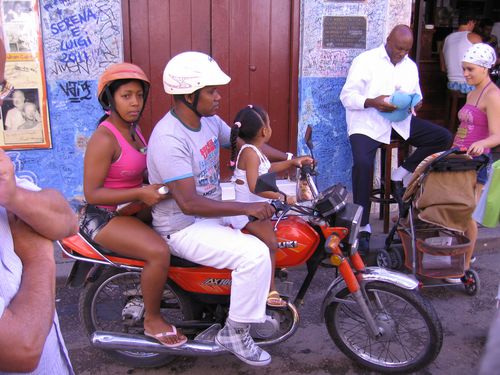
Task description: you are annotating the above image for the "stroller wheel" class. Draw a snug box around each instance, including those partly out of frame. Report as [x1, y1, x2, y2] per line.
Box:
[376, 249, 393, 269]
[388, 246, 404, 270]
[462, 269, 480, 296]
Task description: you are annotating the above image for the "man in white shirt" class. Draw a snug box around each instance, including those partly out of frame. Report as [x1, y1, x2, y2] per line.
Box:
[440, 14, 482, 94]
[0, 149, 78, 374]
[340, 25, 451, 254]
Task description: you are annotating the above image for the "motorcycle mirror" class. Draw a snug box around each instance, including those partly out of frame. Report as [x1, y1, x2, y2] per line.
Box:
[305, 125, 313, 152]
[255, 172, 280, 194]
[304, 125, 315, 172]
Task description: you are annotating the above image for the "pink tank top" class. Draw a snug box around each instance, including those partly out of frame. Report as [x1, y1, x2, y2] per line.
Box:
[453, 82, 492, 154]
[100, 120, 147, 191]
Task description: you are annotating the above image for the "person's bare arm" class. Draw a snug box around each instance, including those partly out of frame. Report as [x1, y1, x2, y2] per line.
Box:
[0, 150, 77, 240]
[439, 47, 446, 73]
[0, 216, 56, 372]
[168, 177, 274, 220]
[269, 156, 314, 174]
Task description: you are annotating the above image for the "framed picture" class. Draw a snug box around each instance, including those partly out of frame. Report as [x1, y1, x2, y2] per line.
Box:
[1, 88, 44, 144]
[0, 0, 51, 149]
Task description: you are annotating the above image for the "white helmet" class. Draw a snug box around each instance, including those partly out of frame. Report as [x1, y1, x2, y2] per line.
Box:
[163, 51, 231, 95]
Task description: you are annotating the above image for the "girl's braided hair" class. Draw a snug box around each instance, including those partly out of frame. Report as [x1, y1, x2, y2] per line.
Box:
[229, 104, 268, 169]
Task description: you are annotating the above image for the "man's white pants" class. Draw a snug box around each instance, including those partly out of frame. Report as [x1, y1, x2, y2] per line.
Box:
[163, 218, 271, 323]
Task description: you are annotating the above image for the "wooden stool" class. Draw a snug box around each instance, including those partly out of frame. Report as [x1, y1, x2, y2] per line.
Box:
[445, 89, 466, 134]
[369, 140, 404, 233]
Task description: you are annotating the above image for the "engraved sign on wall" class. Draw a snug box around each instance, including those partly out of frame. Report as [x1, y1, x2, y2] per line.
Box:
[322, 16, 366, 49]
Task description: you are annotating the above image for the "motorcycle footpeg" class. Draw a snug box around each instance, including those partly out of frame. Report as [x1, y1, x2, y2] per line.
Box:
[193, 323, 222, 342]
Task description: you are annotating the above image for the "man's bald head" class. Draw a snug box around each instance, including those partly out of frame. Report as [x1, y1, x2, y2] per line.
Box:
[385, 25, 414, 65]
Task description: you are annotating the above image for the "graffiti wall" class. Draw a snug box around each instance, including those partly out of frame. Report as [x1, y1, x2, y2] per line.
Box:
[5, 0, 412, 202]
[6, 0, 122, 201]
[297, 0, 411, 190]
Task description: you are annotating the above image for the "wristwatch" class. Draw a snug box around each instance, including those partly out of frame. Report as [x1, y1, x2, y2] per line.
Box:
[286, 152, 294, 161]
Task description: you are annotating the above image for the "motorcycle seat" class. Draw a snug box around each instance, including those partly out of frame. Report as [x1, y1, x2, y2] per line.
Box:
[77, 231, 202, 268]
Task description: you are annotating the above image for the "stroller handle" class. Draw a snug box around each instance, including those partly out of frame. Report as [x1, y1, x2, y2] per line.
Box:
[426, 148, 490, 172]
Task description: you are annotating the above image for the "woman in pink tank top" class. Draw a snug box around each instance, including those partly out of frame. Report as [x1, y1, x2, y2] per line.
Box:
[81, 63, 186, 347]
[449, 43, 500, 278]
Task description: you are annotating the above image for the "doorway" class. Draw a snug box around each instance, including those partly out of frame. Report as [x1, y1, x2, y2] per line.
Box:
[121, 0, 300, 179]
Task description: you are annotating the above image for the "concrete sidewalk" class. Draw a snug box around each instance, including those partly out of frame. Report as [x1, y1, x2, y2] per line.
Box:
[54, 212, 500, 285]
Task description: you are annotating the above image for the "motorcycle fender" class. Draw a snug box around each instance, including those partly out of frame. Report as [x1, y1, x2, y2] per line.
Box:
[65, 261, 95, 288]
[320, 267, 419, 322]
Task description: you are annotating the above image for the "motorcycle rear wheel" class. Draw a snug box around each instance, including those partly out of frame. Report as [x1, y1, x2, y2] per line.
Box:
[79, 267, 197, 368]
[324, 281, 443, 373]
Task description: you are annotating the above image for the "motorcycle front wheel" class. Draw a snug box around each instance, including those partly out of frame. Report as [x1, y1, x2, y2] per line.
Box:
[324, 281, 443, 374]
[79, 267, 197, 368]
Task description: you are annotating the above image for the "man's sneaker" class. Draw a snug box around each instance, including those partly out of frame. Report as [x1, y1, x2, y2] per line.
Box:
[215, 323, 271, 366]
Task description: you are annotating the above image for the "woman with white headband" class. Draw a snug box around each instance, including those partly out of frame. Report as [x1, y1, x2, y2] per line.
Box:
[448, 43, 500, 282]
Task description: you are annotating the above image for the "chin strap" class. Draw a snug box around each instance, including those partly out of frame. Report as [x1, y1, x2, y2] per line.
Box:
[180, 90, 202, 118]
[129, 122, 138, 141]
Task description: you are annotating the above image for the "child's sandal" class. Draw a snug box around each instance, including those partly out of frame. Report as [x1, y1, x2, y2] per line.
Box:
[267, 290, 287, 308]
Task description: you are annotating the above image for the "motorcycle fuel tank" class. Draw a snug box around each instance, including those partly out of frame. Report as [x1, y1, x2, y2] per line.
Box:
[275, 216, 320, 267]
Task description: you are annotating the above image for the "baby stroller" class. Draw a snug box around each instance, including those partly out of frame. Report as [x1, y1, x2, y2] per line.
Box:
[377, 148, 489, 295]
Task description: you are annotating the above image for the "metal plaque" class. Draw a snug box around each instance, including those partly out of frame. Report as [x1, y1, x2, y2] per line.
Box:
[322, 16, 366, 49]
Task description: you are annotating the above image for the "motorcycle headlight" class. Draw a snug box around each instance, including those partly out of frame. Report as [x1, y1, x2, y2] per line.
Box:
[314, 184, 348, 217]
[333, 203, 363, 245]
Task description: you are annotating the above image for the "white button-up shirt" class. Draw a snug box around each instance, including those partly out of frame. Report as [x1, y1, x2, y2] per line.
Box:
[340, 44, 422, 144]
[0, 178, 73, 375]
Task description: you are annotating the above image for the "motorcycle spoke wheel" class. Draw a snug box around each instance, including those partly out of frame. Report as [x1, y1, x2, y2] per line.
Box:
[79, 268, 191, 368]
[325, 282, 443, 373]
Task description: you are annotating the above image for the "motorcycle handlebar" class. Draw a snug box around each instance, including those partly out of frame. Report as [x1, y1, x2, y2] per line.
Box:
[248, 200, 286, 223]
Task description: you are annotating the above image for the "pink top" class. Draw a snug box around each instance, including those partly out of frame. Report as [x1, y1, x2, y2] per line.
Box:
[453, 82, 492, 154]
[99, 121, 147, 209]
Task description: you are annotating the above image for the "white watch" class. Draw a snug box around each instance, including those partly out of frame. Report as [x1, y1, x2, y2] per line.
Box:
[286, 152, 294, 161]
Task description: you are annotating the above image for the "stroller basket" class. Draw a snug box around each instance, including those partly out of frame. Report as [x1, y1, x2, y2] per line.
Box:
[398, 221, 470, 278]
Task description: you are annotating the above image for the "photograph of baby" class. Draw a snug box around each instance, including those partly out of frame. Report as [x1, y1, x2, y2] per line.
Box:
[1, 88, 42, 131]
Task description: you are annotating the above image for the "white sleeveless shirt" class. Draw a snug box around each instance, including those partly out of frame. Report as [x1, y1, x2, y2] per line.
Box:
[233, 144, 271, 203]
[443, 31, 473, 83]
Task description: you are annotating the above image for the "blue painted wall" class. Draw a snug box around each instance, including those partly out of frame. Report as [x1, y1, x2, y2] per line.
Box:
[297, 0, 412, 192]
[297, 76, 352, 190]
[6, 0, 123, 204]
[6, 0, 412, 201]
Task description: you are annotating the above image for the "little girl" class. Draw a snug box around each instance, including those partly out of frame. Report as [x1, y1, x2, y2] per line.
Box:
[229, 104, 313, 307]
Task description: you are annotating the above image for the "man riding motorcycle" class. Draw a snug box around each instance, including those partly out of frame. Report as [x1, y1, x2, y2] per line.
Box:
[146, 51, 292, 366]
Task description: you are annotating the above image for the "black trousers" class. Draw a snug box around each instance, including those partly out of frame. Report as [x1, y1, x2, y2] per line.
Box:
[349, 116, 452, 226]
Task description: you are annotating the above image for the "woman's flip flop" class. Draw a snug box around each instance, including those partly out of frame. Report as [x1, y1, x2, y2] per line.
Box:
[267, 290, 287, 308]
[144, 325, 188, 348]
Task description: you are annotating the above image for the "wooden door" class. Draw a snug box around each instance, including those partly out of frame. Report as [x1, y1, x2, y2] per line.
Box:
[122, 0, 299, 179]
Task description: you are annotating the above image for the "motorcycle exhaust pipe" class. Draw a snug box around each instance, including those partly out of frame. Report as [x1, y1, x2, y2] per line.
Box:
[91, 331, 227, 356]
[92, 304, 300, 355]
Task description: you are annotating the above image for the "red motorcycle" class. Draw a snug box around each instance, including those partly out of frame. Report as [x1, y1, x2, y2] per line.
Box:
[60, 167, 443, 373]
